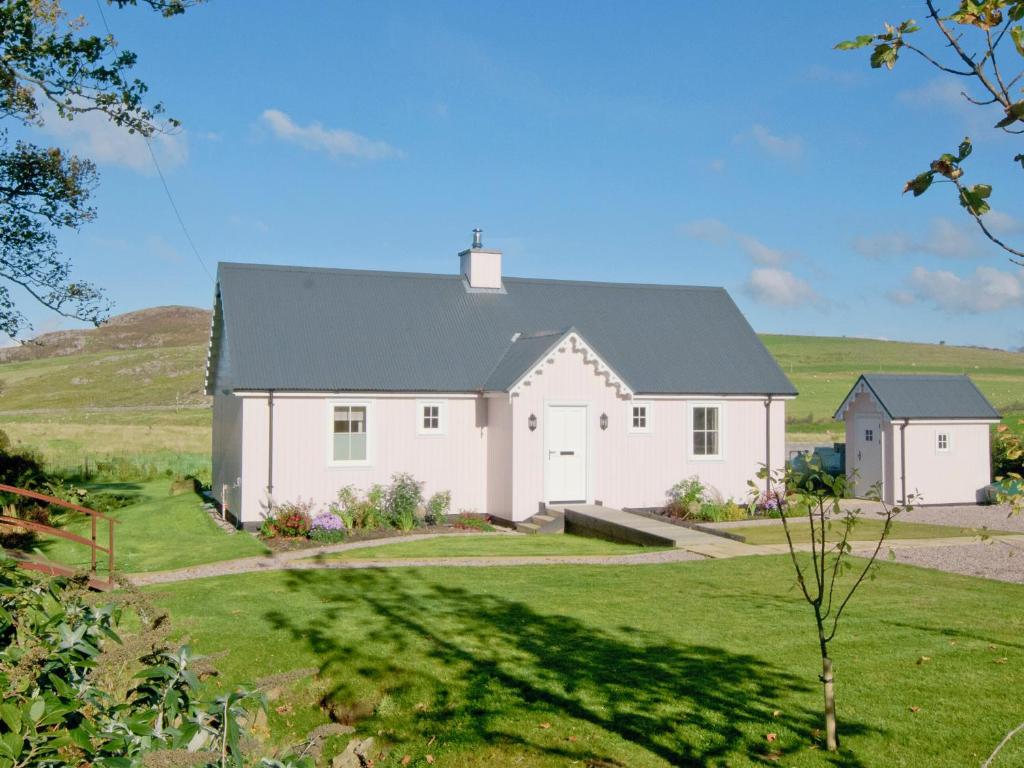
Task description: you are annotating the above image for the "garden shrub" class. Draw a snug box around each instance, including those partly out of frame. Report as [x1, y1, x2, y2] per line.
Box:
[309, 511, 347, 543]
[386, 473, 424, 531]
[664, 476, 710, 519]
[0, 557, 312, 767]
[260, 499, 316, 538]
[453, 514, 495, 532]
[750, 489, 785, 518]
[425, 490, 451, 525]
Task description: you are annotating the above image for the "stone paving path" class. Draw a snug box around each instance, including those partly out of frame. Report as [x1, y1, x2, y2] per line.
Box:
[126, 524, 1024, 587]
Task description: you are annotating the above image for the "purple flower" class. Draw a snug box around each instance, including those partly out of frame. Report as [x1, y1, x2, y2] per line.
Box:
[311, 511, 345, 531]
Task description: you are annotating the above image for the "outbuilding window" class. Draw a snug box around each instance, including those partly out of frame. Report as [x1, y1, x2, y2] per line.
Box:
[691, 404, 722, 458]
[864, 429, 874, 442]
[936, 432, 949, 452]
[332, 404, 369, 463]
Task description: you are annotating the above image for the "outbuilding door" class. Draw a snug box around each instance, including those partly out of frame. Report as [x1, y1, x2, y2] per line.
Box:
[545, 405, 588, 503]
[852, 416, 884, 498]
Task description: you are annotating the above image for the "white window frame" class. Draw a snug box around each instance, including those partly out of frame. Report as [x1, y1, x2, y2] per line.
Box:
[936, 430, 950, 453]
[628, 401, 653, 434]
[689, 402, 724, 461]
[416, 400, 447, 436]
[327, 399, 374, 467]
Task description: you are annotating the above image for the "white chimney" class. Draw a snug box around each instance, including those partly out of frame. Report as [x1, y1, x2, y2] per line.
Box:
[459, 228, 503, 290]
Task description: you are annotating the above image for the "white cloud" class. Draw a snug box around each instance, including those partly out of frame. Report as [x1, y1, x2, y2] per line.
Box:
[38, 104, 187, 173]
[853, 215, 1023, 260]
[707, 158, 726, 173]
[744, 267, 821, 307]
[260, 109, 402, 160]
[898, 78, 967, 111]
[740, 123, 803, 160]
[886, 289, 916, 305]
[907, 265, 1023, 313]
[683, 218, 788, 265]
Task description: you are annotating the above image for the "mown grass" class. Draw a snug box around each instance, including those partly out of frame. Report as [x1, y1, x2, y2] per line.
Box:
[41, 479, 267, 573]
[320, 534, 666, 560]
[761, 334, 1024, 439]
[149, 557, 1024, 767]
[730, 519, 1012, 546]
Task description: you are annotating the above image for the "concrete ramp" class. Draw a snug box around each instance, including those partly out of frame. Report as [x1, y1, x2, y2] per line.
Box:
[559, 504, 754, 558]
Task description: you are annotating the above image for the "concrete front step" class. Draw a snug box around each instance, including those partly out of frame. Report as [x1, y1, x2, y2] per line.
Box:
[515, 508, 565, 534]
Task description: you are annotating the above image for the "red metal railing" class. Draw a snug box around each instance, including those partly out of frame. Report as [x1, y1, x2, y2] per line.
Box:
[0, 483, 119, 590]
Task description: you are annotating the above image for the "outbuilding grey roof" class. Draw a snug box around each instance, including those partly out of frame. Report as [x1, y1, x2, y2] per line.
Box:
[208, 262, 797, 396]
[834, 374, 1000, 421]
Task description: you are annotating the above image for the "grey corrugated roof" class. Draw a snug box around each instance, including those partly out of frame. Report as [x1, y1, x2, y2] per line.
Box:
[835, 374, 1000, 420]
[484, 329, 569, 391]
[209, 262, 797, 396]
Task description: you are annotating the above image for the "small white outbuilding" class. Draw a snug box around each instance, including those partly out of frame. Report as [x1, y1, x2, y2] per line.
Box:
[833, 374, 1000, 505]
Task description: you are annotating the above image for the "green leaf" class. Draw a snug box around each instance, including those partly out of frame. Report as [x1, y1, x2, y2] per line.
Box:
[903, 171, 933, 196]
[1012, 25, 1024, 56]
[870, 43, 900, 69]
[27, 698, 44, 723]
[835, 34, 875, 50]
[957, 137, 973, 161]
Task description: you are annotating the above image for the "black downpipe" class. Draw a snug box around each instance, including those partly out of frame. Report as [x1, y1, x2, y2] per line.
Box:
[267, 390, 275, 497]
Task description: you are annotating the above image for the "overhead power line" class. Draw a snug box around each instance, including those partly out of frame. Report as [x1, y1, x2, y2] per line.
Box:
[92, 0, 214, 284]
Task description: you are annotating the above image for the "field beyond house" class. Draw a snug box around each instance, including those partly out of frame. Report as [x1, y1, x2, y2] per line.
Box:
[1, 307, 1022, 469]
[761, 334, 1024, 444]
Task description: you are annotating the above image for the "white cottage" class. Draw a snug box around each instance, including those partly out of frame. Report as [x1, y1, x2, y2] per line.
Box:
[834, 374, 1000, 505]
[206, 232, 797, 529]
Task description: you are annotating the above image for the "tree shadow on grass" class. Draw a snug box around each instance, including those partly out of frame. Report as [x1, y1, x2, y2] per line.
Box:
[266, 569, 876, 767]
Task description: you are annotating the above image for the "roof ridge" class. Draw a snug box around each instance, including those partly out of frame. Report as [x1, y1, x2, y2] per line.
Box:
[217, 261, 723, 292]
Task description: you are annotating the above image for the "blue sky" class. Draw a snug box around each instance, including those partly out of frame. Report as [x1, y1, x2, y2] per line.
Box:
[15, 1, 1024, 348]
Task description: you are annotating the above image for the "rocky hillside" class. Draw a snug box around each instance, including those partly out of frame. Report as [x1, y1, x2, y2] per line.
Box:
[0, 306, 211, 363]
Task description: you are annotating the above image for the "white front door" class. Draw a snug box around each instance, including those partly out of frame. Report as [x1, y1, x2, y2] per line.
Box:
[853, 416, 884, 498]
[545, 405, 588, 503]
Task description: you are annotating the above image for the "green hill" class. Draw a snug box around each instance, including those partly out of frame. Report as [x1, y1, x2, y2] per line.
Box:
[761, 334, 1024, 442]
[1, 307, 1021, 466]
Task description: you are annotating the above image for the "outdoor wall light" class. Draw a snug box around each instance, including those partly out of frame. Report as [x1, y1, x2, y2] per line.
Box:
[528, 413, 537, 432]
[600, 413, 609, 430]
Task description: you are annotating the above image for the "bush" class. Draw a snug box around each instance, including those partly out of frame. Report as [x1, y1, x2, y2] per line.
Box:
[0, 557, 311, 767]
[751, 489, 785, 518]
[425, 490, 451, 525]
[386, 472, 424, 531]
[665, 476, 711, 518]
[309, 511, 346, 543]
[260, 498, 316, 538]
[453, 514, 495, 532]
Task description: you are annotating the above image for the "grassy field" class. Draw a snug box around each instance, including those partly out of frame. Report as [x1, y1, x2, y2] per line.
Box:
[150, 557, 1024, 767]
[319, 534, 666, 560]
[761, 334, 1024, 441]
[42, 479, 267, 573]
[729, 518, 1011, 546]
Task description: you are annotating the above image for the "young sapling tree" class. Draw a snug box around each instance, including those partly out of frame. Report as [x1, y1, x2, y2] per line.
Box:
[754, 459, 914, 752]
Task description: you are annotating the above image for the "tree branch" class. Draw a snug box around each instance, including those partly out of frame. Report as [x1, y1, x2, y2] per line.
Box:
[953, 178, 1024, 266]
[924, 0, 1010, 107]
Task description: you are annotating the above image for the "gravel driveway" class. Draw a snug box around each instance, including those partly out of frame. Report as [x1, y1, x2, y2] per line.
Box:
[886, 540, 1024, 584]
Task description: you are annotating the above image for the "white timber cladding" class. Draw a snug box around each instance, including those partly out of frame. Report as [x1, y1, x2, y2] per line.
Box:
[230, 372, 785, 524]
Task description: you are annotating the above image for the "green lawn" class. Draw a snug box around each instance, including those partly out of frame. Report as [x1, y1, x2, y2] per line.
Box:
[320, 534, 667, 560]
[730, 519, 1010, 546]
[149, 557, 1024, 767]
[41, 479, 267, 573]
